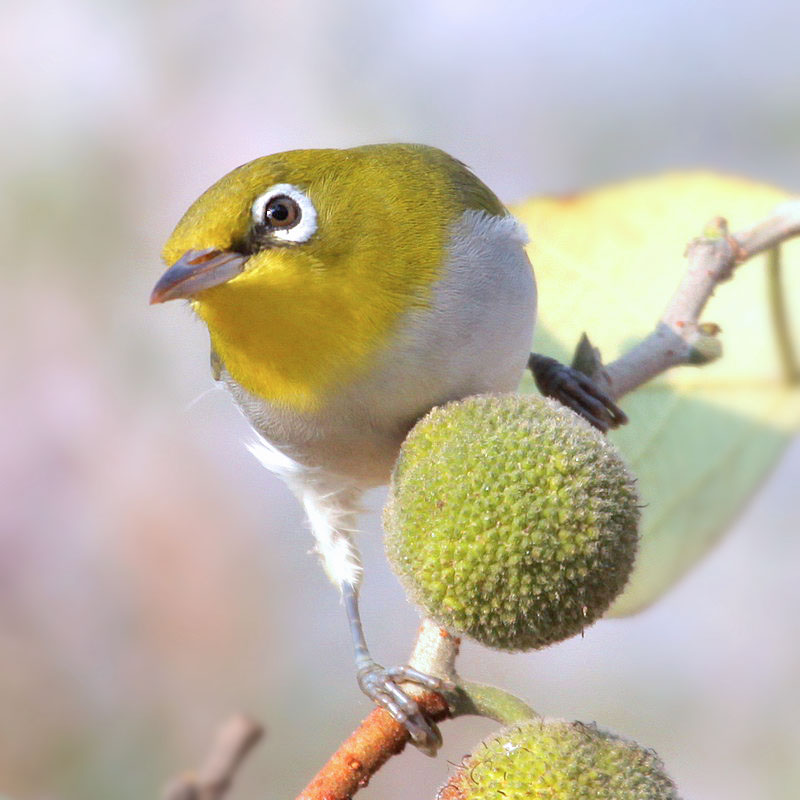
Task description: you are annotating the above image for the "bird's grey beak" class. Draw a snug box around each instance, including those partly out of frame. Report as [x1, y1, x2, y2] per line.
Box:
[150, 248, 248, 304]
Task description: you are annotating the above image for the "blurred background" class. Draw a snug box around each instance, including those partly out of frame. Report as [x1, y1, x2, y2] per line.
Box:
[1, 1, 799, 798]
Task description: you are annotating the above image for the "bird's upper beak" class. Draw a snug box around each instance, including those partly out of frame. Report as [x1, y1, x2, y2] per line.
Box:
[150, 248, 248, 304]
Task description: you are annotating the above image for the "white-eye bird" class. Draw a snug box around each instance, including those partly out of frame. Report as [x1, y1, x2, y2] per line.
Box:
[151, 144, 625, 752]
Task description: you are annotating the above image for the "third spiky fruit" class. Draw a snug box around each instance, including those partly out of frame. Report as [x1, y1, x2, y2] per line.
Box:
[439, 719, 679, 799]
[384, 394, 639, 650]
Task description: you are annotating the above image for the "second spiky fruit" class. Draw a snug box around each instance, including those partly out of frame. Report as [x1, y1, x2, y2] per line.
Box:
[384, 393, 639, 650]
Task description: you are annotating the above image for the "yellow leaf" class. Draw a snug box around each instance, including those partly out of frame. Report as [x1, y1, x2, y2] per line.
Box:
[513, 173, 800, 616]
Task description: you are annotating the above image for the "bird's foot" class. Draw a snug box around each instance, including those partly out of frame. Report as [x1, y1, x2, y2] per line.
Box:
[356, 661, 450, 755]
[528, 354, 628, 433]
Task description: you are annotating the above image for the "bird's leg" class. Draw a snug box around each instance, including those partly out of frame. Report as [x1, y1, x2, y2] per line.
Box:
[528, 352, 628, 432]
[341, 581, 445, 755]
[297, 482, 447, 753]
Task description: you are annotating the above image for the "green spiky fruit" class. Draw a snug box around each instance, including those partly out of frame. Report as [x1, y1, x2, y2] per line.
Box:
[384, 394, 639, 650]
[439, 720, 679, 799]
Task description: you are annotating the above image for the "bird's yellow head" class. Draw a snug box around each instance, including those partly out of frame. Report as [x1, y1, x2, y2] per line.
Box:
[152, 144, 506, 410]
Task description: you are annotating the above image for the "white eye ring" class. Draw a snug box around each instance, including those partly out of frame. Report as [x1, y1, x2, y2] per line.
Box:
[250, 183, 318, 243]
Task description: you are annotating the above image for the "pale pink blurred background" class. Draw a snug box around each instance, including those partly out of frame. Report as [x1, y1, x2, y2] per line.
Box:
[1, 2, 799, 799]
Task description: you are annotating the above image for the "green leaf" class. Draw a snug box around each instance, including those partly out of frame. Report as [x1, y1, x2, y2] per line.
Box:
[513, 173, 800, 616]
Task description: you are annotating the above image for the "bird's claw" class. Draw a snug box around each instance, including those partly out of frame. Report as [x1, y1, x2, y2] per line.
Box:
[529, 354, 627, 432]
[357, 662, 449, 755]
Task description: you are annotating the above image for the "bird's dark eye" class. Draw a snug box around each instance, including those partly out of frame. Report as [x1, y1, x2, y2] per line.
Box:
[263, 195, 301, 228]
[250, 184, 317, 244]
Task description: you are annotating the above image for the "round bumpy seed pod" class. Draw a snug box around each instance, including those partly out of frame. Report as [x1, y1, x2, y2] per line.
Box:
[439, 720, 679, 800]
[384, 393, 639, 650]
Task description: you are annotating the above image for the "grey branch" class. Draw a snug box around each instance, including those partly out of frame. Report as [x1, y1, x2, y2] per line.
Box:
[162, 715, 264, 800]
[603, 200, 800, 399]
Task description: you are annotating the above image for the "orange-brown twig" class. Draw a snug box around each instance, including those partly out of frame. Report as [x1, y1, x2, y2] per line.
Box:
[296, 692, 450, 800]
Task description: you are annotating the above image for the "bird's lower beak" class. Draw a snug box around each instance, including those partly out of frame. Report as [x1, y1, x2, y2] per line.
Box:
[150, 248, 248, 304]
